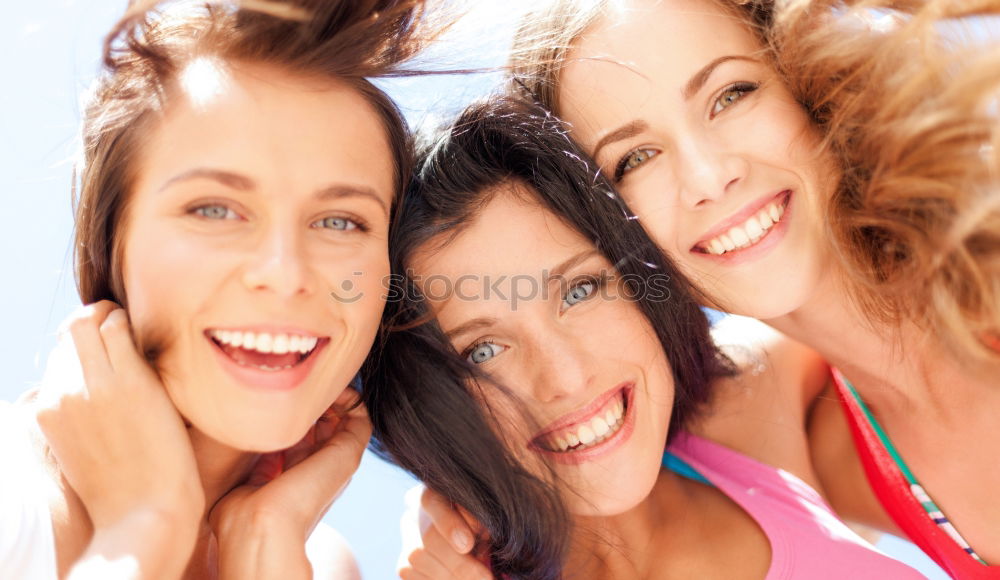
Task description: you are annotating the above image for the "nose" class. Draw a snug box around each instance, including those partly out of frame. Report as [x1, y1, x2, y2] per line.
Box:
[240, 224, 315, 298]
[675, 133, 748, 210]
[526, 328, 594, 405]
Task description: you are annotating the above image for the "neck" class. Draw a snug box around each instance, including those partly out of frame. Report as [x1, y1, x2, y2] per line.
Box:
[565, 472, 704, 578]
[765, 267, 995, 417]
[188, 429, 257, 513]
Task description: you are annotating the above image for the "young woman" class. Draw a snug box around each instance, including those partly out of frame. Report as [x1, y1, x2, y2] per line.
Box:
[0, 0, 433, 577]
[367, 97, 925, 579]
[499, 0, 1000, 575]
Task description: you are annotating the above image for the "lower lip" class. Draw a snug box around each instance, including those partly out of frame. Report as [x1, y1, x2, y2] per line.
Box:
[209, 337, 327, 392]
[693, 191, 793, 266]
[533, 386, 636, 466]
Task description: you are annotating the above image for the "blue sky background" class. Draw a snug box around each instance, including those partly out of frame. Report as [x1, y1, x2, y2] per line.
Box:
[0, 1, 949, 578]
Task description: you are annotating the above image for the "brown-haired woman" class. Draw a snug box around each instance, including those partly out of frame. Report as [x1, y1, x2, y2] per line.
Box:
[496, 0, 999, 576]
[0, 0, 432, 577]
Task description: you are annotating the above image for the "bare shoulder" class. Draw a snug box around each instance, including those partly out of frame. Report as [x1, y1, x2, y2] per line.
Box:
[306, 523, 362, 580]
[690, 316, 830, 483]
[711, 315, 829, 405]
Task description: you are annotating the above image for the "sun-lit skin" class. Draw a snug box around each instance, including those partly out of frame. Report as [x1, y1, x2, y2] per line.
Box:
[558, 0, 840, 319]
[412, 185, 674, 516]
[122, 60, 393, 452]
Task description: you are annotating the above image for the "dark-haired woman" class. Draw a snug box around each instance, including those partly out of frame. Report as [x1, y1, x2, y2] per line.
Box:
[366, 97, 925, 580]
[0, 0, 432, 577]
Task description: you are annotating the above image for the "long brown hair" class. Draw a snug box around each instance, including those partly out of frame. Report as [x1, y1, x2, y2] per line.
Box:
[73, 0, 438, 306]
[509, 0, 1000, 361]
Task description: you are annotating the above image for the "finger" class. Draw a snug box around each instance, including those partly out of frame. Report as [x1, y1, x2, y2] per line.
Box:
[247, 452, 285, 487]
[422, 525, 492, 580]
[66, 302, 120, 388]
[420, 487, 476, 554]
[271, 401, 372, 520]
[397, 525, 457, 580]
[97, 308, 146, 376]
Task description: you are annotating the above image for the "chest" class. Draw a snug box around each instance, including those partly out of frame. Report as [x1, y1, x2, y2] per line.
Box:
[810, 382, 1000, 565]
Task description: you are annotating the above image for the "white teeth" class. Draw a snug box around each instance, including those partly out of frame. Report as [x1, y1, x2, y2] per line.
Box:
[592, 417, 610, 438]
[545, 393, 627, 453]
[728, 226, 750, 246]
[209, 330, 321, 357]
[701, 198, 787, 255]
[272, 334, 289, 355]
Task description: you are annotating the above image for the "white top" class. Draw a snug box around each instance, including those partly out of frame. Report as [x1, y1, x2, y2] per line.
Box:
[0, 402, 58, 580]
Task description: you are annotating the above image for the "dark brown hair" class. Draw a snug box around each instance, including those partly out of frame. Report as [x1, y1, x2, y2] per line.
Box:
[74, 0, 437, 306]
[364, 96, 734, 579]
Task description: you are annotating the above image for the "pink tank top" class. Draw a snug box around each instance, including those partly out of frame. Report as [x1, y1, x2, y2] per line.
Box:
[667, 432, 926, 579]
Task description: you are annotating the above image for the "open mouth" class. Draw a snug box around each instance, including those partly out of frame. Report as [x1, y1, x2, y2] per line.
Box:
[693, 190, 791, 256]
[206, 329, 325, 372]
[532, 386, 632, 455]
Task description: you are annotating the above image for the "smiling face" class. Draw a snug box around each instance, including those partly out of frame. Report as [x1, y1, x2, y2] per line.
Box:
[413, 184, 674, 516]
[120, 60, 393, 451]
[557, 0, 838, 319]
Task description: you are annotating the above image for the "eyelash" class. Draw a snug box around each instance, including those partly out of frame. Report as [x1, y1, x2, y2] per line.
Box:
[612, 81, 761, 182]
[188, 204, 368, 232]
[463, 340, 505, 365]
[310, 215, 369, 233]
[710, 81, 759, 118]
[613, 148, 659, 182]
[191, 203, 241, 221]
[560, 273, 610, 312]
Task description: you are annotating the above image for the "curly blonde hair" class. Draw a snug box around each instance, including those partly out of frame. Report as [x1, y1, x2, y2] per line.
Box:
[509, 0, 1000, 361]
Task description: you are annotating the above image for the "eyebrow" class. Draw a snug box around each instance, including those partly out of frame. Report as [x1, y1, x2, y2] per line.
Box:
[445, 316, 499, 341]
[591, 120, 650, 162]
[682, 55, 759, 100]
[157, 167, 390, 216]
[547, 249, 601, 282]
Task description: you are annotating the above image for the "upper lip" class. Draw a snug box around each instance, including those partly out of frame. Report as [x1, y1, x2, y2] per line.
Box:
[532, 383, 631, 441]
[692, 190, 790, 251]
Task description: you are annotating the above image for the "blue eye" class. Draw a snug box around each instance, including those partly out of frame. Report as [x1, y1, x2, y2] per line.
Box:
[466, 342, 504, 364]
[562, 280, 596, 310]
[193, 204, 238, 220]
[314, 216, 360, 231]
[711, 81, 759, 117]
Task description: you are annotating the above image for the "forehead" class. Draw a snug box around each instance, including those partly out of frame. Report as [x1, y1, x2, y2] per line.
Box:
[559, 0, 760, 122]
[412, 184, 592, 300]
[135, 60, 396, 203]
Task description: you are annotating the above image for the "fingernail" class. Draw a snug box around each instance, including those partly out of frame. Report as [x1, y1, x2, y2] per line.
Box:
[453, 529, 473, 553]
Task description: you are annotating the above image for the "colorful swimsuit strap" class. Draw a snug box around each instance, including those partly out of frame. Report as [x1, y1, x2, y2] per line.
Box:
[662, 450, 713, 486]
[832, 368, 998, 577]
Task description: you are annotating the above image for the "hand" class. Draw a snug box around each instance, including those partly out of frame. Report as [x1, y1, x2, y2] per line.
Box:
[398, 485, 492, 580]
[36, 301, 204, 579]
[209, 388, 371, 580]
